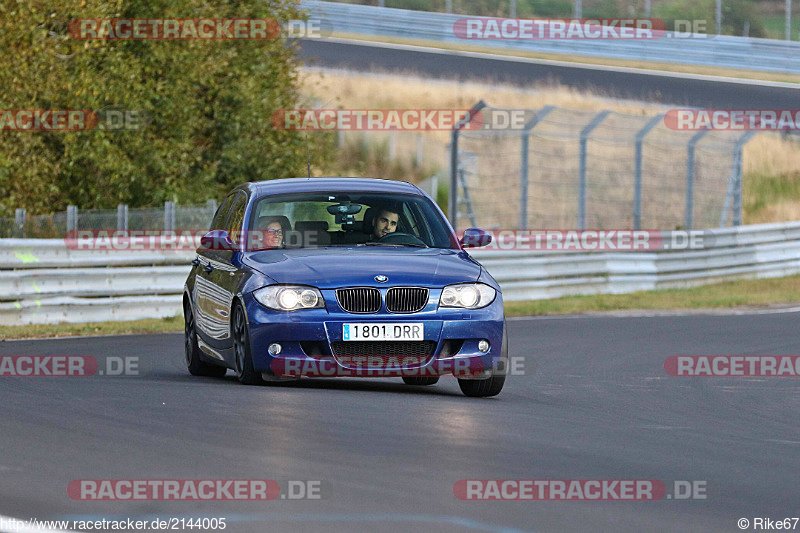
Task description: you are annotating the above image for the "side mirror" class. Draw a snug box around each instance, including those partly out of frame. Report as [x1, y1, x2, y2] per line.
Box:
[459, 228, 492, 248]
[200, 230, 234, 251]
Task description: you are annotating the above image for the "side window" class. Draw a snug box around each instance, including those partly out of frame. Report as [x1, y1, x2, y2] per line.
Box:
[226, 192, 248, 236]
[403, 203, 422, 239]
[210, 195, 234, 231]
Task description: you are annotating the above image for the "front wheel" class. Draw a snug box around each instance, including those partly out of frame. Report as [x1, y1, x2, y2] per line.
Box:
[185, 301, 227, 378]
[457, 322, 508, 398]
[232, 303, 265, 385]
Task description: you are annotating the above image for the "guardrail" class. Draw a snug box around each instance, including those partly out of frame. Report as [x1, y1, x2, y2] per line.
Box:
[302, 0, 800, 75]
[2, 221, 800, 324]
[0, 239, 194, 325]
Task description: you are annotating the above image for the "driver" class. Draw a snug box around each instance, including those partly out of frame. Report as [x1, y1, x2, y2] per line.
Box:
[371, 207, 399, 241]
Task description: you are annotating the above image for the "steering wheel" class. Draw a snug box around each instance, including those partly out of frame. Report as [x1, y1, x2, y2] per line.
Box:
[378, 232, 428, 247]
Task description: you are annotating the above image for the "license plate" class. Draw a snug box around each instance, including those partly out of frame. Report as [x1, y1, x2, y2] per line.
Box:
[343, 323, 423, 341]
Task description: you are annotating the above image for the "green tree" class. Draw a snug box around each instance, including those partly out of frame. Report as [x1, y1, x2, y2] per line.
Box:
[0, 0, 328, 215]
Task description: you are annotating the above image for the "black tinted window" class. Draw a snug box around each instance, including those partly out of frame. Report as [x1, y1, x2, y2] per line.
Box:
[210, 195, 233, 231]
[226, 192, 248, 235]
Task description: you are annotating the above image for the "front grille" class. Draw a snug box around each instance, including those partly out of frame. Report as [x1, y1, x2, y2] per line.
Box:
[386, 287, 428, 313]
[336, 287, 381, 313]
[331, 341, 437, 368]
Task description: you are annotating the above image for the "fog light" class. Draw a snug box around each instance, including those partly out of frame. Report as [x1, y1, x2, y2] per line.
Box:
[268, 343, 282, 356]
[478, 340, 490, 353]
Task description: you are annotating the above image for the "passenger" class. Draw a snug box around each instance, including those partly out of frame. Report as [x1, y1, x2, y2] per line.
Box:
[264, 221, 283, 248]
[253, 215, 288, 249]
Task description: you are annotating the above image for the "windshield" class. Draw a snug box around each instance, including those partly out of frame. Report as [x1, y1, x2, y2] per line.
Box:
[247, 191, 457, 250]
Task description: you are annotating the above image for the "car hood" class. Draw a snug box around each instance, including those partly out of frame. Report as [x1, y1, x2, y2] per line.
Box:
[243, 247, 481, 288]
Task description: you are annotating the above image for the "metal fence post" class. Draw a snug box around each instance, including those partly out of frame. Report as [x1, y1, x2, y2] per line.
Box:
[719, 131, 757, 227]
[733, 131, 757, 226]
[14, 208, 26, 238]
[685, 130, 710, 230]
[449, 100, 486, 226]
[520, 105, 555, 229]
[633, 114, 664, 230]
[164, 201, 175, 231]
[66, 205, 78, 233]
[117, 204, 128, 231]
[578, 110, 611, 230]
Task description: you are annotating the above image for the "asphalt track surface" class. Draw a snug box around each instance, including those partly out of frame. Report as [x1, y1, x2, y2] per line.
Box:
[2, 312, 800, 532]
[297, 38, 800, 108]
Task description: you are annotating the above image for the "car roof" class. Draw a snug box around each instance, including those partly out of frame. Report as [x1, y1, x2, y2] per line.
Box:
[238, 177, 423, 197]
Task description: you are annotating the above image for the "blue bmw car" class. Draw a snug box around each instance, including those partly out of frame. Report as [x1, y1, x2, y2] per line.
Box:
[183, 178, 507, 397]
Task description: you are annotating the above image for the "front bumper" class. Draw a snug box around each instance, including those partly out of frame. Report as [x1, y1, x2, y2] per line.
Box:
[243, 288, 505, 378]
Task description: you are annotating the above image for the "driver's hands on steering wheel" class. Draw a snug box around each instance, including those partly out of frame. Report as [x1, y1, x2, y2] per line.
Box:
[378, 232, 428, 247]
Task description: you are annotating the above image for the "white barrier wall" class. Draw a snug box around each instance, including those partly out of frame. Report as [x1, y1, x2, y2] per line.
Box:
[2, 222, 800, 324]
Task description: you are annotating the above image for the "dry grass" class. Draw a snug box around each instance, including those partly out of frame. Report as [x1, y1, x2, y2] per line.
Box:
[743, 134, 800, 178]
[742, 135, 800, 223]
[504, 274, 800, 316]
[301, 67, 665, 128]
[302, 68, 800, 225]
[749, 200, 800, 223]
[0, 316, 183, 340]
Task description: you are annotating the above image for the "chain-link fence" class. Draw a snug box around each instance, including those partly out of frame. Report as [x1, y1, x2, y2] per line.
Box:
[0, 201, 219, 239]
[0, 103, 772, 237]
[450, 102, 759, 231]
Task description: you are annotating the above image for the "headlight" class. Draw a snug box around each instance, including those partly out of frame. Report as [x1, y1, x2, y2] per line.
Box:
[440, 283, 496, 309]
[253, 286, 325, 311]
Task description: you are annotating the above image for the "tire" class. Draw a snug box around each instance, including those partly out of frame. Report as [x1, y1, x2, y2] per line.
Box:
[457, 321, 508, 398]
[402, 376, 439, 386]
[232, 303, 265, 385]
[184, 300, 227, 378]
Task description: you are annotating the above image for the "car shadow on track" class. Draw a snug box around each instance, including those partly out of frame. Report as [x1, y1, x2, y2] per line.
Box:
[166, 371, 470, 397]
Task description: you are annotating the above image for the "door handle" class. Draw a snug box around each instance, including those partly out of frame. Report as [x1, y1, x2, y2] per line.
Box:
[204, 264, 213, 273]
